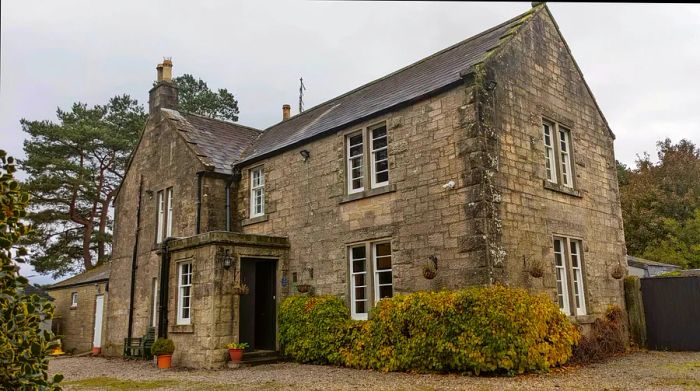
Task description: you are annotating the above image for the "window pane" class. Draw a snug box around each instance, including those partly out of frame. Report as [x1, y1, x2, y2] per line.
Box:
[376, 160, 388, 172]
[349, 134, 363, 147]
[372, 135, 387, 149]
[352, 259, 366, 273]
[372, 126, 386, 140]
[355, 301, 366, 314]
[379, 285, 393, 299]
[351, 246, 366, 259]
[375, 148, 388, 161]
[354, 274, 366, 286]
[375, 243, 391, 257]
[378, 271, 392, 285]
[376, 171, 389, 184]
[376, 256, 391, 270]
[355, 287, 366, 300]
[350, 144, 363, 157]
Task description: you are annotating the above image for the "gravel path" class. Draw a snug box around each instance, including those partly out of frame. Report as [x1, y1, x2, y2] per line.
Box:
[49, 351, 700, 390]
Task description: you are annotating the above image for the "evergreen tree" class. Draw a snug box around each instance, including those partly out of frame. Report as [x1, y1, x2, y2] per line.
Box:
[174, 74, 240, 121]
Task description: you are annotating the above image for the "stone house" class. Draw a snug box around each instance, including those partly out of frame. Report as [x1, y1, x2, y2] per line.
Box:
[48, 262, 110, 355]
[104, 3, 627, 368]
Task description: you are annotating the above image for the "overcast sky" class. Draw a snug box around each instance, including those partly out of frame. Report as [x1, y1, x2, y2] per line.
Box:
[2, 1, 699, 284]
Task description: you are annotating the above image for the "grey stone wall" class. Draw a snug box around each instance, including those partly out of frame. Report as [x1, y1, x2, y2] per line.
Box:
[49, 282, 108, 354]
[105, 115, 206, 356]
[485, 8, 627, 320]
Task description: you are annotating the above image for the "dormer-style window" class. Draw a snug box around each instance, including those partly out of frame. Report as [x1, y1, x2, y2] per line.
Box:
[543, 120, 575, 189]
[345, 122, 389, 194]
[250, 166, 265, 217]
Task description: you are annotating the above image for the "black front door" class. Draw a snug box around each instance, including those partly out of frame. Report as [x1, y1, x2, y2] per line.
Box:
[239, 258, 277, 351]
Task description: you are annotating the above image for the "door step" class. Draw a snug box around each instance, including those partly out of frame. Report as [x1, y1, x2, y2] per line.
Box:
[227, 350, 280, 368]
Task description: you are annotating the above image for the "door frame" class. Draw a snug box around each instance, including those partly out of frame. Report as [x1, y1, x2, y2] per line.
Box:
[93, 294, 105, 349]
[238, 256, 279, 351]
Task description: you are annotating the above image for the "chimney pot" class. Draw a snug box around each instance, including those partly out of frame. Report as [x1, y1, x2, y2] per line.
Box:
[282, 104, 291, 121]
[156, 63, 164, 82]
[162, 58, 173, 81]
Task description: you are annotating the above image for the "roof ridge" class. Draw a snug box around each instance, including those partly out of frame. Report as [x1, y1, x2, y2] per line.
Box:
[264, 5, 536, 132]
[180, 111, 263, 133]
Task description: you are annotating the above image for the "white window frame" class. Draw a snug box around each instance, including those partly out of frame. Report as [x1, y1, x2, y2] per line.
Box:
[166, 188, 173, 237]
[542, 120, 575, 189]
[543, 122, 557, 184]
[151, 278, 159, 327]
[70, 292, 78, 308]
[156, 190, 165, 243]
[177, 262, 193, 325]
[372, 241, 393, 304]
[349, 245, 369, 320]
[348, 240, 393, 320]
[250, 166, 265, 218]
[553, 237, 571, 315]
[559, 127, 573, 188]
[370, 125, 389, 189]
[553, 236, 587, 316]
[346, 132, 365, 194]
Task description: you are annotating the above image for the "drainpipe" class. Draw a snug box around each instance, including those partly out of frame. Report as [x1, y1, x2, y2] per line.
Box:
[157, 237, 173, 339]
[195, 172, 203, 234]
[225, 166, 242, 231]
[126, 175, 143, 345]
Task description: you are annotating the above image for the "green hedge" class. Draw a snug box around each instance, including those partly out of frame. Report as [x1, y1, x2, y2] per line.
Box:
[279, 286, 580, 375]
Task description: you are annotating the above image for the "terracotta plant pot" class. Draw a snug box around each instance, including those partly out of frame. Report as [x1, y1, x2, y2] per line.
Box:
[157, 354, 172, 369]
[228, 348, 244, 363]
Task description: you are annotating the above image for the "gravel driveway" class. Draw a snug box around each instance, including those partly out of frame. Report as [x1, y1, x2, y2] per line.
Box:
[49, 351, 700, 390]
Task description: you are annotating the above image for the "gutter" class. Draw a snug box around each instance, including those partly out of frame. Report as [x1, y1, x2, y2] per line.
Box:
[195, 172, 204, 234]
[157, 237, 173, 339]
[126, 175, 143, 344]
[225, 167, 242, 231]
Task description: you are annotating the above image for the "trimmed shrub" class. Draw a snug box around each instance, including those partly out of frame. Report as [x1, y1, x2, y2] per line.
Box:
[278, 295, 351, 365]
[151, 338, 175, 356]
[279, 286, 580, 375]
[570, 305, 626, 364]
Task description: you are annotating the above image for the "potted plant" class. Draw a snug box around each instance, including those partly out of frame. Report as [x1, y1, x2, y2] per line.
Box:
[226, 341, 249, 363]
[151, 338, 175, 369]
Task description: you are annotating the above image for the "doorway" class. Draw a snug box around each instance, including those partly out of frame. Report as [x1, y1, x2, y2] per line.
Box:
[239, 258, 277, 351]
[93, 295, 104, 351]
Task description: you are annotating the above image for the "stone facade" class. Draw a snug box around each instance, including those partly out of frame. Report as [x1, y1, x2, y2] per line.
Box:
[49, 281, 108, 354]
[105, 4, 627, 368]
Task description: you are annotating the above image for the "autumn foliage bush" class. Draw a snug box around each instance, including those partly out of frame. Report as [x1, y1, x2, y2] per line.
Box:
[570, 305, 626, 364]
[279, 286, 580, 375]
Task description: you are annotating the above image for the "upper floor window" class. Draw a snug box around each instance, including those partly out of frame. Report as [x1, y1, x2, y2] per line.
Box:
[177, 262, 193, 325]
[70, 292, 78, 308]
[348, 240, 393, 320]
[542, 121, 574, 188]
[250, 166, 265, 217]
[156, 187, 173, 243]
[346, 122, 389, 194]
[553, 236, 587, 316]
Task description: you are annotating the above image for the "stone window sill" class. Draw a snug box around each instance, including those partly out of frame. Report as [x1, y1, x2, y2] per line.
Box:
[569, 314, 595, 324]
[242, 214, 269, 226]
[70, 305, 77, 310]
[543, 180, 582, 198]
[339, 184, 396, 204]
[169, 324, 194, 334]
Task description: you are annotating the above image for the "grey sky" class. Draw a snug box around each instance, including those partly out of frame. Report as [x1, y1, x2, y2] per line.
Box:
[1, 1, 699, 284]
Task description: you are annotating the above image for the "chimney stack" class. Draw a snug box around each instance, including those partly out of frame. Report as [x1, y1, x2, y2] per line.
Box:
[282, 104, 291, 121]
[149, 58, 178, 116]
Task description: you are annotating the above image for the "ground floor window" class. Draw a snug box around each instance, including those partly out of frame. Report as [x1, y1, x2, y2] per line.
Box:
[348, 240, 393, 320]
[177, 262, 192, 325]
[553, 236, 587, 316]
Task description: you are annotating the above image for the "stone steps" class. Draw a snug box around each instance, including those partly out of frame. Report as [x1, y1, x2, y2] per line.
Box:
[226, 350, 280, 368]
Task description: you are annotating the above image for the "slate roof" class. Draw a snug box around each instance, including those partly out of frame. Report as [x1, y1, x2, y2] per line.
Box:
[626, 255, 681, 270]
[161, 6, 538, 172]
[241, 9, 534, 163]
[161, 110, 262, 173]
[48, 262, 111, 290]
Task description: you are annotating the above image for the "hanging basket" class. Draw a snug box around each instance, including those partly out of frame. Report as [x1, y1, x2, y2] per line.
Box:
[611, 264, 625, 280]
[422, 266, 437, 280]
[233, 283, 250, 295]
[529, 260, 544, 278]
[296, 284, 311, 293]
